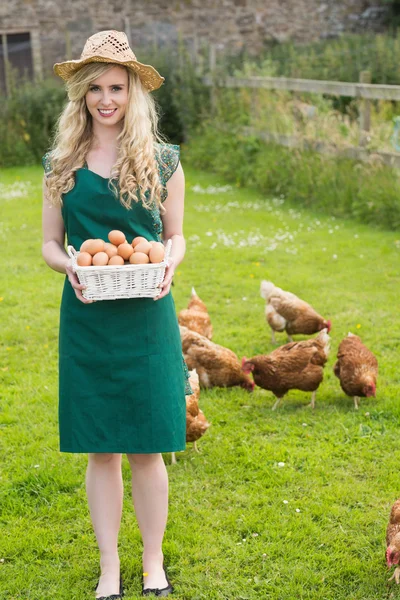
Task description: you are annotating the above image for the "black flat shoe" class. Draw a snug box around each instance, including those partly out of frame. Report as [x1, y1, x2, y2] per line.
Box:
[95, 574, 124, 599]
[142, 565, 173, 597]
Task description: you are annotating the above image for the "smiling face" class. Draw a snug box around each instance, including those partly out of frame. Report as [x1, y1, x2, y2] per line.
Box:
[85, 65, 129, 127]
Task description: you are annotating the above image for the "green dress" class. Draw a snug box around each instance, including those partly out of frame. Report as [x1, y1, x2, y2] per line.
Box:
[42, 144, 191, 453]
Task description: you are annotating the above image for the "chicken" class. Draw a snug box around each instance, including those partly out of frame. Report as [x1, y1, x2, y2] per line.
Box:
[180, 326, 254, 392]
[242, 329, 330, 409]
[178, 287, 213, 339]
[171, 369, 210, 465]
[260, 280, 331, 343]
[333, 333, 378, 410]
[386, 499, 400, 583]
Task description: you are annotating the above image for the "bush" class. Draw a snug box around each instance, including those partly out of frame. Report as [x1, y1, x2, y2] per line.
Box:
[144, 44, 210, 143]
[184, 121, 400, 230]
[0, 77, 66, 167]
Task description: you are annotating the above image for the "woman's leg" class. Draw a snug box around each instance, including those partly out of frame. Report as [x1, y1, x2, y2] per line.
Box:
[86, 453, 123, 597]
[126, 453, 169, 590]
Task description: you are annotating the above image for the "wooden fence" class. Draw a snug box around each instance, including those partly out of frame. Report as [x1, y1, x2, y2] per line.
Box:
[203, 71, 400, 168]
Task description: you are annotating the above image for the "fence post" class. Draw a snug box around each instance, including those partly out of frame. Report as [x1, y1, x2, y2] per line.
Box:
[359, 70, 371, 146]
[2, 33, 10, 96]
[209, 43, 217, 115]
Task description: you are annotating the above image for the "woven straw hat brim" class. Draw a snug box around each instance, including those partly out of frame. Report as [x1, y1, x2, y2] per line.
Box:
[53, 56, 165, 92]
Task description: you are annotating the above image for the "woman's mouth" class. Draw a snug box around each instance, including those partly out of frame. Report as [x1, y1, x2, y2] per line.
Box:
[98, 109, 117, 118]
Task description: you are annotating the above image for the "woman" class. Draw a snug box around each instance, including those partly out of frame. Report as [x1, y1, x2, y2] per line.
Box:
[41, 30, 191, 599]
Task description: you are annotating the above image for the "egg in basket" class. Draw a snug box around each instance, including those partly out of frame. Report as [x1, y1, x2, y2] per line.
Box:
[67, 230, 172, 301]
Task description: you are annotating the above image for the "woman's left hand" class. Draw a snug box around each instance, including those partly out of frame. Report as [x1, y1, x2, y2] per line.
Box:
[154, 259, 176, 301]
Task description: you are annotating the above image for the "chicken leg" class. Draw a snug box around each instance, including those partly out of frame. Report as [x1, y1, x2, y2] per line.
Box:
[272, 397, 282, 410]
[389, 566, 400, 584]
[354, 396, 360, 410]
[308, 390, 317, 409]
[171, 452, 177, 465]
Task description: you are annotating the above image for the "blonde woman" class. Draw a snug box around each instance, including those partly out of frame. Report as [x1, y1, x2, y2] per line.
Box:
[41, 31, 192, 599]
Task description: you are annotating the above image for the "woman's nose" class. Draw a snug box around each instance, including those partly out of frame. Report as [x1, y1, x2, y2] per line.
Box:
[100, 95, 112, 106]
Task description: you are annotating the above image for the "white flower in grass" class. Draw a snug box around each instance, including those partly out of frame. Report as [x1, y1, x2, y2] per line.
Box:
[210, 243, 217, 250]
[302, 423, 308, 427]
[205, 231, 213, 237]
[283, 500, 289, 504]
[34, 465, 40, 468]
[295, 508, 301, 513]
[242, 297, 247, 301]
[333, 254, 338, 259]
[0, 181, 32, 201]
[278, 462, 285, 467]
[354, 234, 359, 239]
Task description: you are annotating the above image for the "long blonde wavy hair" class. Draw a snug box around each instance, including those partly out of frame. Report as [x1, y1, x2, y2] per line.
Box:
[45, 62, 166, 210]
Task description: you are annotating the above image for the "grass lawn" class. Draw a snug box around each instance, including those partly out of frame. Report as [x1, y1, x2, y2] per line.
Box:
[0, 162, 399, 599]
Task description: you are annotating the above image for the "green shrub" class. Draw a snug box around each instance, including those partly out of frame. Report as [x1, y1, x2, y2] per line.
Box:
[231, 32, 400, 85]
[184, 121, 400, 230]
[0, 77, 66, 167]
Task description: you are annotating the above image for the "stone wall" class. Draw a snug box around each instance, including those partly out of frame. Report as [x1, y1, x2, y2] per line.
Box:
[0, 0, 391, 80]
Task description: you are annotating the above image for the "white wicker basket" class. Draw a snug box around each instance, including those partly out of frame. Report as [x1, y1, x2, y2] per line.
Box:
[67, 239, 172, 301]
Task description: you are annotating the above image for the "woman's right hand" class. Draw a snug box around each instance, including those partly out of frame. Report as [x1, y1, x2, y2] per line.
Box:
[65, 259, 95, 304]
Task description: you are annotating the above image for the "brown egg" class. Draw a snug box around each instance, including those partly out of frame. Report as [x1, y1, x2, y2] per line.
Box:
[117, 242, 134, 260]
[108, 255, 124, 266]
[77, 251, 92, 266]
[134, 240, 152, 255]
[131, 236, 147, 248]
[129, 252, 150, 264]
[149, 243, 165, 263]
[92, 251, 109, 266]
[80, 239, 94, 253]
[108, 230, 126, 246]
[85, 239, 105, 256]
[104, 242, 118, 258]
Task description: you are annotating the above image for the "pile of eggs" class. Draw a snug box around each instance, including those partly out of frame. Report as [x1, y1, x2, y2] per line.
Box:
[76, 230, 165, 267]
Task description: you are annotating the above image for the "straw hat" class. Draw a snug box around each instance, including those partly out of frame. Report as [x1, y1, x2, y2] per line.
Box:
[53, 30, 164, 92]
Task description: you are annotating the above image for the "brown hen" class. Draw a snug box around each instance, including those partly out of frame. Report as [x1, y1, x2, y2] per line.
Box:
[260, 280, 331, 343]
[171, 369, 210, 464]
[386, 499, 400, 583]
[333, 333, 378, 410]
[178, 287, 213, 339]
[180, 326, 254, 392]
[242, 329, 330, 409]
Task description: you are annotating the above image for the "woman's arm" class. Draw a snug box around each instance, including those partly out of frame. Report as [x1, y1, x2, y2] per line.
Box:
[156, 162, 186, 300]
[41, 176, 69, 273]
[41, 176, 93, 304]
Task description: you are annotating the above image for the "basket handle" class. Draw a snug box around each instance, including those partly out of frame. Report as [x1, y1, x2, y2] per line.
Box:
[67, 245, 78, 271]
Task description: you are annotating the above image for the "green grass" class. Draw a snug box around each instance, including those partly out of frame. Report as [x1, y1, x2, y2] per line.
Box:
[1, 163, 399, 599]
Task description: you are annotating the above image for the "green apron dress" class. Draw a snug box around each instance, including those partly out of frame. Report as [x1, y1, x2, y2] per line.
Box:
[42, 144, 191, 453]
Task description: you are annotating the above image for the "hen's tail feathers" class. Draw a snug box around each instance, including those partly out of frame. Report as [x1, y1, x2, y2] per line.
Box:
[191, 287, 197, 297]
[390, 500, 400, 524]
[260, 280, 275, 300]
[317, 328, 331, 358]
[347, 332, 356, 337]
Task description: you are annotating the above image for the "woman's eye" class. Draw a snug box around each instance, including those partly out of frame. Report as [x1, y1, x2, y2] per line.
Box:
[89, 86, 121, 92]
